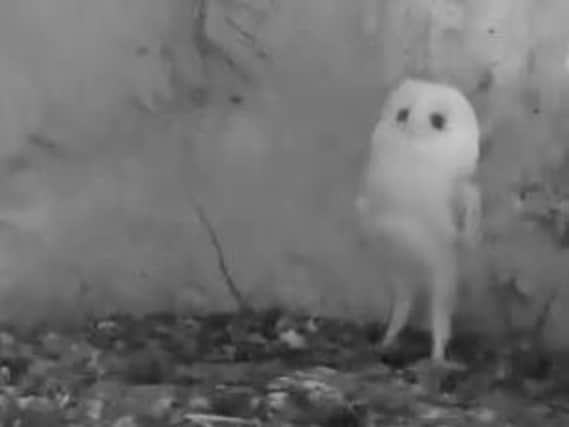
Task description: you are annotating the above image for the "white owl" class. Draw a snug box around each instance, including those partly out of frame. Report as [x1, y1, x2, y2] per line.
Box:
[357, 78, 481, 366]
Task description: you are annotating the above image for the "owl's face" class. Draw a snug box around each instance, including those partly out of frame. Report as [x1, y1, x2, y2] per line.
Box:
[372, 79, 480, 177]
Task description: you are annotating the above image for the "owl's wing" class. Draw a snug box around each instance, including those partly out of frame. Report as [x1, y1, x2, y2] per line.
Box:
[453, 178, 482, 248]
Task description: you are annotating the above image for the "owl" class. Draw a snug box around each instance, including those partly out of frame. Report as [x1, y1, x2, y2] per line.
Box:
[357, 78, 481, 366]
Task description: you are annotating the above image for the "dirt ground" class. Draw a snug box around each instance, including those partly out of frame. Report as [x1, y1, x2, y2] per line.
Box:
[0, 307, 567, 426]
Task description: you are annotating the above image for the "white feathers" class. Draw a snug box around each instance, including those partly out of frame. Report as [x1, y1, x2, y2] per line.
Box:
[362, 78, 481, 245]
[357, 78, 481, 363]
[371, 79, 479, 177]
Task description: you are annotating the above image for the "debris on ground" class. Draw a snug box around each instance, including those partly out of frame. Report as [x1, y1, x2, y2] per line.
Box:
[0, 308, 567, 426]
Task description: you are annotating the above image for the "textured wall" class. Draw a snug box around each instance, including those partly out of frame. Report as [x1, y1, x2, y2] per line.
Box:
[0, 0, 569, 348]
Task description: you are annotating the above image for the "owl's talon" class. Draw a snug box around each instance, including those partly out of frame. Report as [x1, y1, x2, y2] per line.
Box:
[432, 357, 467, 372]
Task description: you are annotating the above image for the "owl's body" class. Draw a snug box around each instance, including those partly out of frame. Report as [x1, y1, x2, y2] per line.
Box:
[357, 78, 481, 364]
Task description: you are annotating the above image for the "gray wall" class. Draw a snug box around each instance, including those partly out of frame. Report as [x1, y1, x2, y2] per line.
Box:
[0, 0, 568, 348]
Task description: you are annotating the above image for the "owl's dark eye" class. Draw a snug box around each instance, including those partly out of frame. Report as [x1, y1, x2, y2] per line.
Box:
[396, 108, 409, 123]
[430, 112, 446, 130]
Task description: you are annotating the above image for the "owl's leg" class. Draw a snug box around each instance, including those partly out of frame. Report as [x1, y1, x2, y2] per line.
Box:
[431, 287, 453, 361]
[381, 275, 413, 348]
[429, 248, 463, 368]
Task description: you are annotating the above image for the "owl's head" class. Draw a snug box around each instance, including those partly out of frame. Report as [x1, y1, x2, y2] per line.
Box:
[373, 78, 480, 177]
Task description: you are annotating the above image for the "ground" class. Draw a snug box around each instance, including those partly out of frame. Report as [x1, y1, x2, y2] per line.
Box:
[0, 308, 567, 426]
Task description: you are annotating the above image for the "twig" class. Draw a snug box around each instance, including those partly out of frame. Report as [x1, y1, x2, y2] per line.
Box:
[192, 0, 208, 56]
[184, 413, 261, 426]
[225, 16, 269, 59]
[532, 286, 559, 346]
[193, 203, 253, 313]
[28, 133, 62, 155]
[192, 0, 253, 82]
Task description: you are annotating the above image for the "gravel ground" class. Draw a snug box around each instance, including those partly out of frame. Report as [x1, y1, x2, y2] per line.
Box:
[0, 307, 566, 426]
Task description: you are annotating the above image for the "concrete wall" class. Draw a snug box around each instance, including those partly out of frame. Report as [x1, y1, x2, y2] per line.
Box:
[0, 0, 568, 347]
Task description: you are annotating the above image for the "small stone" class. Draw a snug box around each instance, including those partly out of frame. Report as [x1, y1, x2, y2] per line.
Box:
[420, 406, 448, 420]
[471, 407, 497, 423]
[0, 331, 15, 347]
[305, 318, 318, 333]
[17, 396, 56, 413]
[151, 396, 175, 418]
[266, 391, 289, 411]
[85, 398, 105, 420]
[41, 332, 71, 358]
[279, 329, 307, 350]
[187, 395, 211, 412]
[113, 415, 138, 427]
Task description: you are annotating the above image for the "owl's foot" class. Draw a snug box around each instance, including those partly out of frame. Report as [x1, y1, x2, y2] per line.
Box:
[431, 357, 467, 372]
[409, 357, 467, 393]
